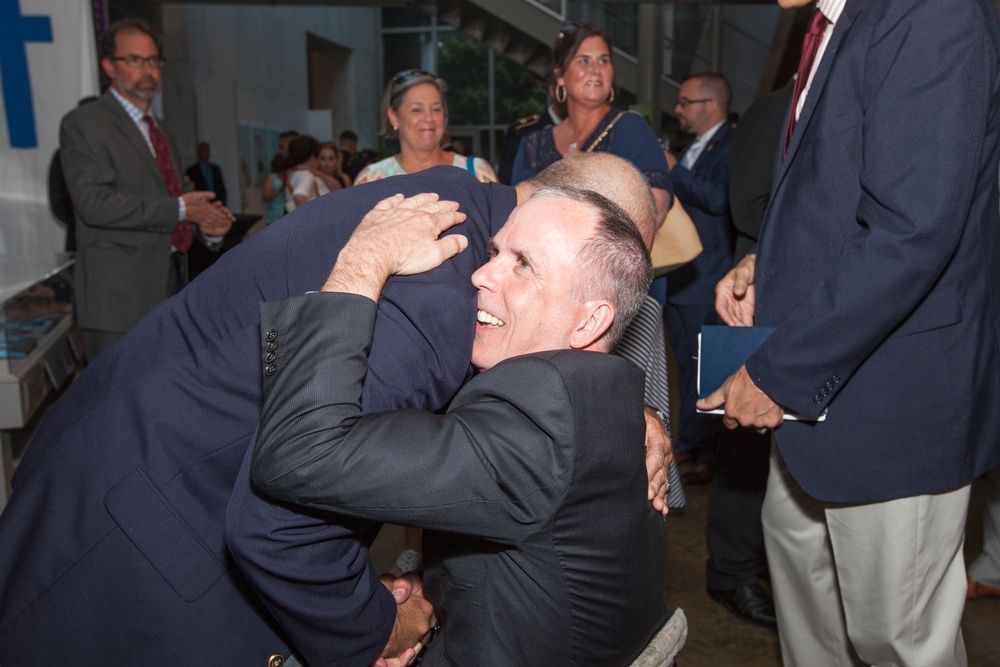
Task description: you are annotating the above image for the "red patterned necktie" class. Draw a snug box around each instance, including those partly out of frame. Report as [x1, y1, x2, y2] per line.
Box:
[143, 115, 193, 252]
[783, 8, 831, 157]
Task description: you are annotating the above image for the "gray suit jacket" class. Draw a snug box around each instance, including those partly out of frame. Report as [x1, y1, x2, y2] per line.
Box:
[60, 92, 185, 334]
[251, 293, 669, 666]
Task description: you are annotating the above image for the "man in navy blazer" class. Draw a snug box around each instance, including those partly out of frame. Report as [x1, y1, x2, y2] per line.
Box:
[0, 166, 510, 666]
[0, 154, 669, 665]
[702, 0, 1000, 664]
[185, 141, 228, 206]
[664, 72, 735, 476]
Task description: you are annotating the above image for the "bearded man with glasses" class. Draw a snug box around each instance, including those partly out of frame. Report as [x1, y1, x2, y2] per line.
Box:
[58, 18, 235, 360]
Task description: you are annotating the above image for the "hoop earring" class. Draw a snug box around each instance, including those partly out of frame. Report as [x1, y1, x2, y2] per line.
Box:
[555, 85, 567, 104]
[608, 87, 615, 104]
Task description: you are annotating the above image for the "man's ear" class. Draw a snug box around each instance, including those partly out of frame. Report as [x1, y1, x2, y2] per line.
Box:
[100, 58, 115, 83]
[569, 301, 615, 351]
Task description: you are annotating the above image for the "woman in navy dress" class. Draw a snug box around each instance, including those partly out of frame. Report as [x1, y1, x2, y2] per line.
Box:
[511, 21, 672, 220]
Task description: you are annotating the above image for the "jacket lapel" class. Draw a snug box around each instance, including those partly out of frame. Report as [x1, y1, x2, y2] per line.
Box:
[774, 0, 869, 186]
[101, 92, 166, 184]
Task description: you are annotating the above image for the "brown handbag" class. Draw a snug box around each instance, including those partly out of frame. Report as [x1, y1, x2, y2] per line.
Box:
[649, 197, 703, 276]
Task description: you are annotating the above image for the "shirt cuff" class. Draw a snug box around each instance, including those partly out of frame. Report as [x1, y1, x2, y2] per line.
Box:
[177, 196, 186, 221]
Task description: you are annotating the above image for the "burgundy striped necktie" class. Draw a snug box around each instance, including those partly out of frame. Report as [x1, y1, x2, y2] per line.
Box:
[143, 115, 193, 252]
[783, 9, 831, 157]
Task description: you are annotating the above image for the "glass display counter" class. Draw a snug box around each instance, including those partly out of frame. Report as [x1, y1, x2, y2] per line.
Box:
[1, 254, 80, 507]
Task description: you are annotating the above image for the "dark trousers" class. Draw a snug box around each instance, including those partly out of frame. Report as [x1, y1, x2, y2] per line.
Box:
[662, 299, 720, 463]
[705, 427, 770, 590]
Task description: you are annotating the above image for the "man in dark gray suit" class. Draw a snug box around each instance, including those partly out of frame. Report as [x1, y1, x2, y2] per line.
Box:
[59, 18, 233, 359]
[247, 187, 670, 665]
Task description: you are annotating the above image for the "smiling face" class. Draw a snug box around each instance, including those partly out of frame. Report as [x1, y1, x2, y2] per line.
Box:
[101, 29, 162, 110]
[557, 35, 614, 107]
[388, 82, 447, 153]
[471, 196, 601, 370]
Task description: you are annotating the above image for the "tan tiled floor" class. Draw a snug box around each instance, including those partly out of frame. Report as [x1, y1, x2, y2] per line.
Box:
[372, 475, 1000, 666]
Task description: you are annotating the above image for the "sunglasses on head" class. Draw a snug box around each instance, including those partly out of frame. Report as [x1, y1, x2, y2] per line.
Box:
[558, 22, 579, 39]
[391, 69, 435, 87]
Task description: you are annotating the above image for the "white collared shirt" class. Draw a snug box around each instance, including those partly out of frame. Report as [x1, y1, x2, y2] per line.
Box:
[109, 88, 186, 222]
[795, 0, 847, 120]
[683, 119, 727, 169]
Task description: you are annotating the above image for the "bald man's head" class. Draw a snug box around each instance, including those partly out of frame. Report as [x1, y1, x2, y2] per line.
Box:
[516, 153, 658, 249]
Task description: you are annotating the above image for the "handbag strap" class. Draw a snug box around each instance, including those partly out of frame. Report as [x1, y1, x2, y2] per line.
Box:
[583, 110, 626, 153]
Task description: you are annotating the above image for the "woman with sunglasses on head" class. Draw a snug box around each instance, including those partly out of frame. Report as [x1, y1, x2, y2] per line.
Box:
[354, 70, 497, 184]
[511, 22, 672, 220]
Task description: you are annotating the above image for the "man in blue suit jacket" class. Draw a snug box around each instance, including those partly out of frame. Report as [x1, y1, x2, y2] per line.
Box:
[702, 0, 1000, 664]
[0, 166, 511, 666]
[0, 155, 669, 666]
[664, 72, 735, 477]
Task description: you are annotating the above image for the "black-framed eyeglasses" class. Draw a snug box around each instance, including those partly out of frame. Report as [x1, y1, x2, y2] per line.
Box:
[391, 69, 435, 87]
[558, 22, 579, 39]
[677, 97, 712, 108]
[111, 55, 165, 69]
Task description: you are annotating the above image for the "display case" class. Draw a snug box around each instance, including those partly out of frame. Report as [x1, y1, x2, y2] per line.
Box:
[1, 254, 81, 506]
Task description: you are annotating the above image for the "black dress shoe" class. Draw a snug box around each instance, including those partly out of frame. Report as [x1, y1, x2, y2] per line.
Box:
[707, 583, 777, 628]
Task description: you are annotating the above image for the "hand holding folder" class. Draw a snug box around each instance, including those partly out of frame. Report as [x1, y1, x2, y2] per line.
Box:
[696, 325, 826, 424]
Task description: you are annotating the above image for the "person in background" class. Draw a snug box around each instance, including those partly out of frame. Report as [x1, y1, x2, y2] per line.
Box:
[185, 141, 228, 207]
[58, 18, 233, 360]
[278, 130, 298, 157]
[316, 141, 352, 191]
[339, 129, 363, 181]
[697, 80, 794, 630]
[262, 152, 287, 225]
[48, 96, 99, 252]
[354, 70, 497, 185]
[662, 73, 735, 488]
[285, 134, 329, 211]
[510, 21, 671, 220]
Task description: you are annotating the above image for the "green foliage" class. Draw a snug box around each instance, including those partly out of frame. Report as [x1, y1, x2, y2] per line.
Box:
[438, 34, 548, 126]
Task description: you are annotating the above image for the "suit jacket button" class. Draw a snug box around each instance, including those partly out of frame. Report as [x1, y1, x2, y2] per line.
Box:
[266, 340, 277, 352]
[265, 364, 276, 376]
[266, 329, 277, 342]
[814, 396, 823, 404]
[268, 655, 284, 667]
[265, 352, 276, 363]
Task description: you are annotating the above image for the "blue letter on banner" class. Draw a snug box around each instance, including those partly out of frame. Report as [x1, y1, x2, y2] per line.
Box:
[0, 0, 53, 148]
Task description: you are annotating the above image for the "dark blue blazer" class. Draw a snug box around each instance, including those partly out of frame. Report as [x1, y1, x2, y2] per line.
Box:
[667, 122, 735, 305]
[747, 0, 1000, 503]
[185, 161, 227, 206]
[0, 167, 515, 665]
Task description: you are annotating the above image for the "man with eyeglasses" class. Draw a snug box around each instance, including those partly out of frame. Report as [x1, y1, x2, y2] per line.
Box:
[59, 18, 234, 360]
[661, 74, 736, 484]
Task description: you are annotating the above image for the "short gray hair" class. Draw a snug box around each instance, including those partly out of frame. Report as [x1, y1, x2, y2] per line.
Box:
[529, 186, 653, 350]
